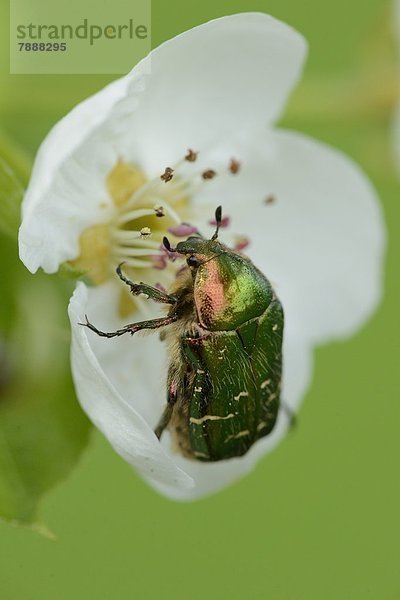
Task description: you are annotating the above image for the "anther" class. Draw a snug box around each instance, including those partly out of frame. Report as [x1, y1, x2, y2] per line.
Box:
[154, 282, 167, 293]
[151, 255, 168, 270]
[234, 236, 250, 252]
[202, 169, 216, 180]
[185, 149, 198, 162]
[209, 215, 230, 228]
[168, 223, 199, 237]
[229, 159, 241, 174]
[154, 205, 165, 217]
[161, 167, 174, 183]
[140, 227, 152, 238]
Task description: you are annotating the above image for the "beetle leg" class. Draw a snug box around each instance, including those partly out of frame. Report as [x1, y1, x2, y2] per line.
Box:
[281, 401, 297, 430]
[81, 313, 179, 338]
[116, 264, 177, 305]
[154, 404, 174, 439]
[154, 377, 178, 439]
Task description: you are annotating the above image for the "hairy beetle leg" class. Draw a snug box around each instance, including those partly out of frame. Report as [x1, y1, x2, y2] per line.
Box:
[116, 264, 177, 305]
[80, 313, 179, 338]
[155, 378, 179, 439]
[154, 403, 174, 440]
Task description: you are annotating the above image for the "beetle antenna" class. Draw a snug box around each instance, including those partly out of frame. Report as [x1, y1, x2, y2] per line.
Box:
[163, 236, 176, 252]
[211, 206, 222, 241]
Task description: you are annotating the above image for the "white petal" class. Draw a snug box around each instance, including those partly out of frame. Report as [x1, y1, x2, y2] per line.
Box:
[68, 282, 194, 491]
[19, 74, 142, 273]
[193, 129, 385, 345]
[19, 13, 306, 274]
[123, 13, 307, 169]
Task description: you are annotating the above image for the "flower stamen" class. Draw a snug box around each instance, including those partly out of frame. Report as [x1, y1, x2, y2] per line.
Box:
[229, 159, 241, 174]
[202, 169, 217, 180]
[140, 227, 152, 238]
[209, 214, 230, 228]
[154, 205, 165, 218]
[160, 167, 174, 183]
[168, 224, 199, 237]
[185, 149, 198, 162]
[115, 208, 157, 227]
[113, 247, 163, 258]
[110, 229, 158, 244]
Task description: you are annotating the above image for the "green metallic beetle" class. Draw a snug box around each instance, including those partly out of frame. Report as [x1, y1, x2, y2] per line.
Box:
[83, 207, 284, 462]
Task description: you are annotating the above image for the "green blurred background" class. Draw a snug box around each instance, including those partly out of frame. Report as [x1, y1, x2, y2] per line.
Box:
[1, 0, 399, 598]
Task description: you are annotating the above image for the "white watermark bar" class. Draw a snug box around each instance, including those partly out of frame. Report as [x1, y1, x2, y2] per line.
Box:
[10, 0, 151, 74]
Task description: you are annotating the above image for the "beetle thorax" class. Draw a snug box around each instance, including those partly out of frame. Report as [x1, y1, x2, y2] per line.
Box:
[193, 251, 273, 331]
[193, 259, 227, 329]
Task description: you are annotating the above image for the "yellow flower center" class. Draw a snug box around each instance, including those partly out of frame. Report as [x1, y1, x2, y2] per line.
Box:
[69, 158, 193, 317]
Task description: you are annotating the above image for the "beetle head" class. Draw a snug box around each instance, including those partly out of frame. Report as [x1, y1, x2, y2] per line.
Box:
[163, 206, 223, 269]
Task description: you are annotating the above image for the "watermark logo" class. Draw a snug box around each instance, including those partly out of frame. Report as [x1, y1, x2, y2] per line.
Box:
[10, 0, 151, 74]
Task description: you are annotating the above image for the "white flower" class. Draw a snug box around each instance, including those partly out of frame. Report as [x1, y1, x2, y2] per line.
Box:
[19, 13, 385, 500]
